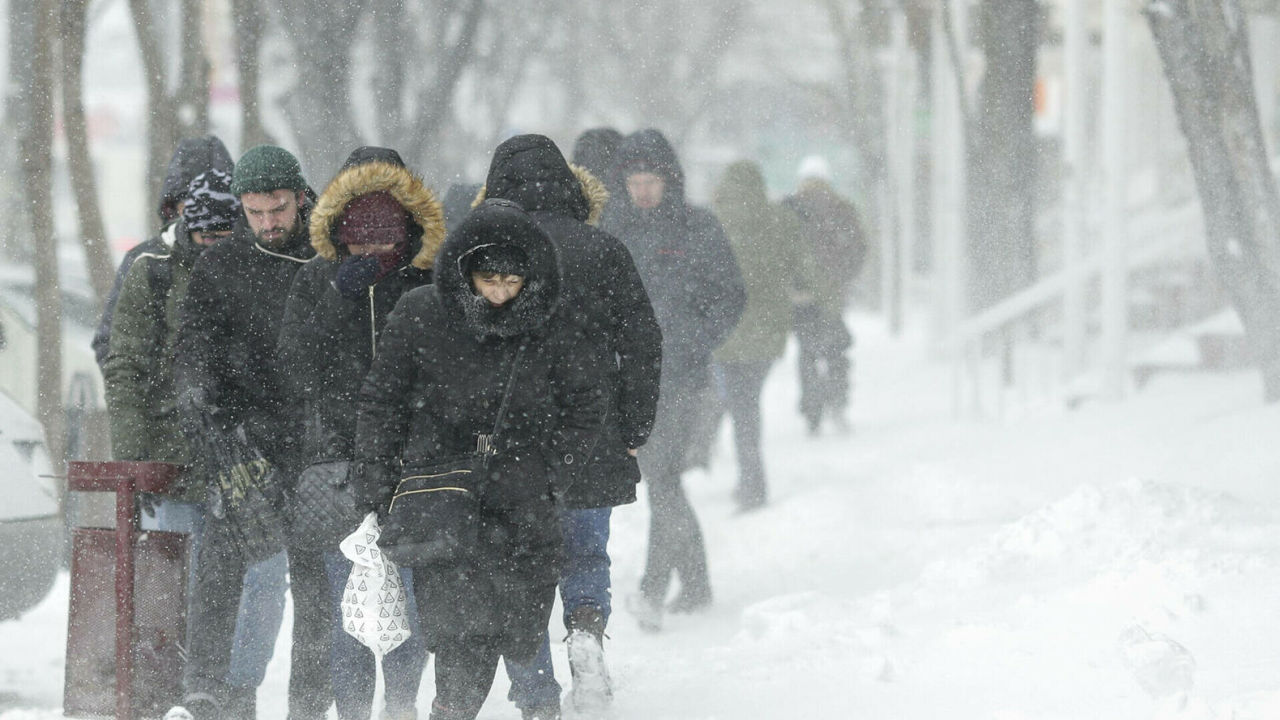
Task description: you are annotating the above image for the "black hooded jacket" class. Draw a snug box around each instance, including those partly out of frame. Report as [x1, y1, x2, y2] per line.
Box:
[602, 129, 746, 390]
[173, 197, 315, 466]
[277, 147, 445, 464]
[94, 136, 235, 367]
[354, 199, 607, 657]
[479, 133, 661, 509]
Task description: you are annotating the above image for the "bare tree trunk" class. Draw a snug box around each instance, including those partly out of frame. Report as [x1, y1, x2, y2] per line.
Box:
[23, 0, 67, 481]
[232, 0, 272, 148]
[1147, 0, 1280, 400]
[177, 0, 210, 138]
[60, 0, 114, 308]
[403, 0, 485, 173]
[967, 0, 1039, 311]
[128, 0, 176, 227]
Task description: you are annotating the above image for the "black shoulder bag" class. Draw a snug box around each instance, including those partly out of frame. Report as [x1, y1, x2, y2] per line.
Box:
[379, 345, 526, 567]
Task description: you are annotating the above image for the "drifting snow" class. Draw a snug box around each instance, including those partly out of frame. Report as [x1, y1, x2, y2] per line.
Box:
[5, 314, 1280, 719]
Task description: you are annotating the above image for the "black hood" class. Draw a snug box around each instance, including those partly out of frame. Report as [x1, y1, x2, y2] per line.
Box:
[571, 127, 623, 190]
[159, 135, 234, 221]
[483, 134, 590, 222]
[435, 198, 561, 339]
[614, 129, 686, 205]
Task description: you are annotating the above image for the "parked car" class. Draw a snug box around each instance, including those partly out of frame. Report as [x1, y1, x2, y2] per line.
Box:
[0, 388, 62, 621]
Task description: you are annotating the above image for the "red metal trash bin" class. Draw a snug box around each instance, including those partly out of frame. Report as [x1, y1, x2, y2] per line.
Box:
[64, 461, 189, 720]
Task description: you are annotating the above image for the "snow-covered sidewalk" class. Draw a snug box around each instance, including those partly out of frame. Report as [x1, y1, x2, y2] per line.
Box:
[6, 314, 1280, 719]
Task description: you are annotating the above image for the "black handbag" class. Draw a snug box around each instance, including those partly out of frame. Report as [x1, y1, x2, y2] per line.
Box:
[194, 411, 288, 563]
[380, 346, 525, 567]
[286, 460, 362, 549]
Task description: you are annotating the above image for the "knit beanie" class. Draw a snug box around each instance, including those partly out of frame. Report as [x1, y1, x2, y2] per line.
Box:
[463, 243, 529, 277]
[337, 191, 410, 246]
[231, 145, 308, 196]
[182, 169, 241, 233]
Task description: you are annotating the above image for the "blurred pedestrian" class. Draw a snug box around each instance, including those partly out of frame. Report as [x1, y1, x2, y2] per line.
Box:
[571, 127, 624, 200]
[783, 156, 866, 434]
[710, 159, 810, 511]
[602, 129, 745, 631]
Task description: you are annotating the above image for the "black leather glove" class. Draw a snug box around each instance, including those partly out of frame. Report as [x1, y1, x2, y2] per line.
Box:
[350, 461, 394, 515]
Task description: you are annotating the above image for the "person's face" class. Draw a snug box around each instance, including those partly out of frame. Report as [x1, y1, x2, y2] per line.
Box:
[470, 271, 525, 307]
[626, 172, 666, 210]
[191, 229, 232, 247]
[240, 189, 303, 247]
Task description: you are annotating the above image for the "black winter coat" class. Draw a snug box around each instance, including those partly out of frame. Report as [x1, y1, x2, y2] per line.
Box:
[603, 129, 745, 391]
[174, 215, 314, 467]
[278, 148, 445, 464]
[354, 199, 608, 658]
[479, 133, 661, 509]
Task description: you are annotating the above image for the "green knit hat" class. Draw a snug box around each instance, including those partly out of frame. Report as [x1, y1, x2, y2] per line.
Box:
[230, 145, 308, 196]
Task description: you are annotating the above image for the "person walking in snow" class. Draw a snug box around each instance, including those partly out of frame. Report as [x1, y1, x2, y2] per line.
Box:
[104, 168, 289, 720]
[709, 159, 811, 511]
[94, 135, 235, 368]
[353, 199, 608, 720]
[571, 127, 625, 204]
[277, 147, 442, 720]
[168, 145, 330, 720]
[478, 133, 662, 716]
[783, 156, 866, 435]
[602, 128, 746, 631]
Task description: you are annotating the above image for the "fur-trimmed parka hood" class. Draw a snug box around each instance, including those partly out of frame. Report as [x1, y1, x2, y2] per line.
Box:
[309, 147, 445, 270]
[472, 134, 609, 226]
[435, 198, 561, 339]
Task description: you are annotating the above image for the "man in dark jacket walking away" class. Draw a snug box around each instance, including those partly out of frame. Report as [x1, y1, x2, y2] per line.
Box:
[277, 146, 444, 720]
[94, 135, 234, 368]
[602, 129, 745, 632]
[167, 145, 330, 720]
[783, 156, 866, 435]
[478, 133, 662, 716]
[105, 169, 288, 720]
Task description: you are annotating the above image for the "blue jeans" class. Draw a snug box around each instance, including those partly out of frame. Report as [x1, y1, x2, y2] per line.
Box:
[504, 506, 612, 710]
[324, 551, 428, 720]
[142, 498, 287, 691]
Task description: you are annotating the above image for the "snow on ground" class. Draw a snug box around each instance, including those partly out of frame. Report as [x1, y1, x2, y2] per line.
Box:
[6, 312, 1280, 719]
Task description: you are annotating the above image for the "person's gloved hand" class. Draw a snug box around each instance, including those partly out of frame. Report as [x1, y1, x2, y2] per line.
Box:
[350, 461, 394, 515]
[137, 493, 160, 518]
[333, 255, 381, 300]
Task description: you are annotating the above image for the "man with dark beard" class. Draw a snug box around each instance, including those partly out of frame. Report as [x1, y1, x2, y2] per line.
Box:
[602, 129, 745, 633]
[168, 145, 330, 720]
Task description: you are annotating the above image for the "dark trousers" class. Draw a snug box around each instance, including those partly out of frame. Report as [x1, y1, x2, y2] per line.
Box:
[719, 361, 772, 504]
[185, 526, 333, 720]
[427, 638, 502, 720]
[794, 306, 852, 429]
[638, 381, 710, 604]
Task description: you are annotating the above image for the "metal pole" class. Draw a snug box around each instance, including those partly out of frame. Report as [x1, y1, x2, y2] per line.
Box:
[115, 472, 138, 720]
[1062, 0, 1088, 381]
[1100, 0, 1129, 400]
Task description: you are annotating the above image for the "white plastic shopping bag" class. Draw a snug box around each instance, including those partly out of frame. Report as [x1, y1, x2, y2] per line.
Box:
[339, 512, 411, 656]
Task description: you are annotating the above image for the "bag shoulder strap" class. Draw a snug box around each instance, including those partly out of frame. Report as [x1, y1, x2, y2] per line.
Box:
[487, 343, 527, 444]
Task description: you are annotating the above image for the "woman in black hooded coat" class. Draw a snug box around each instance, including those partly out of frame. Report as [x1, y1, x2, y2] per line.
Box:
[353, 199, 608, 720]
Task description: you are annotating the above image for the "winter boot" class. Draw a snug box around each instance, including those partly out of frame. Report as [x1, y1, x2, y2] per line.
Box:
[222, 685, 256, 720]
[565, 605, 612, 714]
[165, 693, 223, 720]
[624, 592, 663, 633]
[520, 701, 562, 720]
[667, 585, 712, 614]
